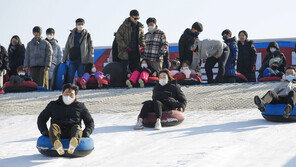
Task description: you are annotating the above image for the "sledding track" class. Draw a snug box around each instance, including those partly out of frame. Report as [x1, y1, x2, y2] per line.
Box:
[0, 82, 278, 116]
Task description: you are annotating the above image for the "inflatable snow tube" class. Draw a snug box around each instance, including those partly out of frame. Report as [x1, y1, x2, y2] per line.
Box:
[53, 63, 68, 90]
[236, 73, 248, 83]
[173, 73, 202, 85]
[258, 76, 281, 82]
[142, 110, 185, 128]
[102, 62, 125, 87]
[36, 136, 94, 157]
[262, 104, 296, 122]
[3, 81, 38, 93]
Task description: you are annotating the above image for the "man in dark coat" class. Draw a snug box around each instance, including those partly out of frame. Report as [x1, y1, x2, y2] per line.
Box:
[37, 83, 94, 155]
[178, 21, 203, 66]
[237, 30, 257, 82]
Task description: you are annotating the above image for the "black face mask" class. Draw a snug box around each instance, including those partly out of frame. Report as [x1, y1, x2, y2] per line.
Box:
[12, 41, 18, 46]
[271, 66, 278, 70]
[194, 32, 199, 38]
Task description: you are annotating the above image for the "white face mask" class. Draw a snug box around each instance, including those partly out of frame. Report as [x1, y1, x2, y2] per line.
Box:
[77, 25, 84, 31]
[62, 96, 75, 105]
[148, 26, 155, 32]
[270, 47, 276, 53]
[274, 57, 281, 62]
[47, 35, 53, 40]
[141, 63, 148, 68]
[181, 67, 191, 78]
[91, 67, 96, 73]
[18, 72, 25, 76]
[286, 75, 295, 82]
[159, 78, 168, 86]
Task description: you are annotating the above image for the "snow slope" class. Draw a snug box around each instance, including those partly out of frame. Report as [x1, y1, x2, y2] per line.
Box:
[1, 109, 296, 167]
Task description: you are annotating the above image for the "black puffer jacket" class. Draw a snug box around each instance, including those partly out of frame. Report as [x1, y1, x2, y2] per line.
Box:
[8, 44, 25, 74]
[152, 80, 187, 110]
[0, 45, 8, 70]
[178, 28, 197, 65]
[237, 40, 257, 74]
[37, 96, 94, 137]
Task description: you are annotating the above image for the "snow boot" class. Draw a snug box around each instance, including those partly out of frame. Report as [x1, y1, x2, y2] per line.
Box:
[254, 96, 266, 112]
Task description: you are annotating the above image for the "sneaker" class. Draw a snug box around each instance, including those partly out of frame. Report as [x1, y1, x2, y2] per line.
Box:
[53, 140, 65, 155]
[80, 79, 87, 89]
[126, 80, 133, 88]
[254, 96, 265, 112]
[283, 104, 293, 119]
[68, 137, 78, 154]
[138, 79, 145, 88]
[154, 119, 162, 130]
[134, 119, 144, 130]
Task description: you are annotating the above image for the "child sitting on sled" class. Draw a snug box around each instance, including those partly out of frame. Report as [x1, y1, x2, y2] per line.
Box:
[254, 66, 296, 118]
[172, 61, 202, 83]
[9, 65, 32, 86]
[75, 64, 110, 89]
[126, 59, 157, 88]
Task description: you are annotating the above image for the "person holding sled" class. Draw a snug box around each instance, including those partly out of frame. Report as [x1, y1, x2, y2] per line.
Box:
[37, 83, 94, 155]
[134, 69, 187, 130]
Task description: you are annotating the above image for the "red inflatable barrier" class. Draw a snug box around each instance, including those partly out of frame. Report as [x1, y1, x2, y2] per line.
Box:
[258, 76, 282, 82]
[142, 110, 185, 128]
[3, 81, 38, 92]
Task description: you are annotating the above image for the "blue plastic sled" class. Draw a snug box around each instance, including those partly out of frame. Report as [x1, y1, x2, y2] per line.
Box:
[53, 63, 68, 90]
[262, 104, 296, 122]
[36, 136, 94, 157]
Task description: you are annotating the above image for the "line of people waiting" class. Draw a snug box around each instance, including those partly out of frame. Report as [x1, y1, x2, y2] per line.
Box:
[0, 9, 291, 92]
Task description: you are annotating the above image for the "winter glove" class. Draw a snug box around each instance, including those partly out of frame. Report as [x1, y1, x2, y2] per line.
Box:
[125, 47, 133, 53]
[139, 46, 144, 53]
[41, 130, 49, 136]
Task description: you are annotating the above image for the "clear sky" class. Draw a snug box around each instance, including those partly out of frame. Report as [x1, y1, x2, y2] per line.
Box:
[0, 0, 295, 48]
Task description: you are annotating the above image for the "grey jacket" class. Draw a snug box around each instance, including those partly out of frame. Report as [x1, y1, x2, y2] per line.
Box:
[198, 39, 228, 59]
[274, 79, 296, 96]
[24, 37, 53, 68]
[63, 28, 94, 64]
[47, 39, 63, 80]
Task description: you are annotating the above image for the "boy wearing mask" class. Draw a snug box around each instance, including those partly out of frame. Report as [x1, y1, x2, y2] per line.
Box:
[254, 66, 296, 118]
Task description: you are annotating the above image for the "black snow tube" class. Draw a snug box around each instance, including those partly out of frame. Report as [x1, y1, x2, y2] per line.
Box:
[36, 136, 94, 158]
[102, 62, 125, 87]
[262, 104, 296, 122]
[142, 110, 185, 128]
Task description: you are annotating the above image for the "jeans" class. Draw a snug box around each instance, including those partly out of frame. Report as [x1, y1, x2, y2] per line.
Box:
[67, 60, 85, 83]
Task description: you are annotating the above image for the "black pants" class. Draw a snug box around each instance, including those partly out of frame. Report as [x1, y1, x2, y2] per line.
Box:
[261, 90, 296, 109]
[205, 47, 230, 84]
[139, 100, 172, 119]
[120, 60, 129, 83]
[240, 71, 256, 82]
[128, 51, 140, 72]
[224, 76, 236, 83]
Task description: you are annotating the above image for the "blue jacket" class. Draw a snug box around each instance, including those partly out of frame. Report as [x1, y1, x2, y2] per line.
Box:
[263, 67, 284, 78]
[224, 37, 238, 76]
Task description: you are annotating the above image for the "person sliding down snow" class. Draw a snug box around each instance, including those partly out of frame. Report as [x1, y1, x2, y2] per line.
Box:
[134, 69, 187, 130]
[37, 83, 94, 155]
[254, 66, 296, 118]
[76, 63, 110, 89]
[126, 58, 157, 88]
